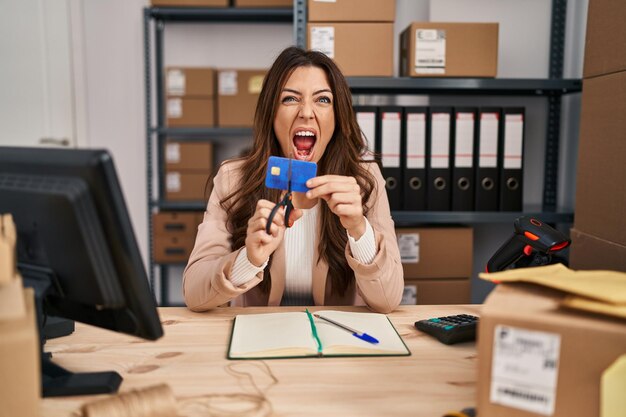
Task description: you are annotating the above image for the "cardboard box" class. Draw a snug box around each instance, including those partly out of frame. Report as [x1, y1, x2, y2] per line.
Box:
[165, 171, 211, 201]
[569, 228, 626, 272]
[396, 227, 473, 279]
[574, 71, 626, 246]
[166, 97, 215, 127]
[477, 283, 626, 417]
[400, 22, 498, 77]
[307, 23, 393, 76]
[217, 69, 266, 127]
[153, 235, 195, 263]
[153, 211, 203, 237]
[151, 0, 228, 6]
[0, 288, 40, 417]
[583, 0, 626, 78]
[165, 140, 213, 171]
[165, 67, 215, 97]
[234, 0, 292, 7]
[402, 278, 470, 305]
[307, 0, 395, 22]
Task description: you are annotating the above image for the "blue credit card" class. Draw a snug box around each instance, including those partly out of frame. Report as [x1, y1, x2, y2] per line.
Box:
[265, 156, 317, 193]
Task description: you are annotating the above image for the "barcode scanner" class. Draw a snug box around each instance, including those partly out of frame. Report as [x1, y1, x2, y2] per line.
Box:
[486, 216, 571, 272]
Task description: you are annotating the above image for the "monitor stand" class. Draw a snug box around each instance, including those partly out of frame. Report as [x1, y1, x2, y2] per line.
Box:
[20, 264, 123, 397]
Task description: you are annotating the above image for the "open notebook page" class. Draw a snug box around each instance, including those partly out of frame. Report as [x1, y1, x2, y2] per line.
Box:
[314, 310, 409, 355]
[229, 312, 317, 358]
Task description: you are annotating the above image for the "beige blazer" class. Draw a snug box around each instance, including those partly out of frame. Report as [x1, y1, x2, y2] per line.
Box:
[182, 160, 404, 313]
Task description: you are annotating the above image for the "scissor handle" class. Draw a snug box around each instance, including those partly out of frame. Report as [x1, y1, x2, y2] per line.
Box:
[265, 202, 283, 235]
[284, 197, 293, 229]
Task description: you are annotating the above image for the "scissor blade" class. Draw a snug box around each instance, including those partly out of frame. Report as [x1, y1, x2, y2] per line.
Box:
[287, 155, 293, 192]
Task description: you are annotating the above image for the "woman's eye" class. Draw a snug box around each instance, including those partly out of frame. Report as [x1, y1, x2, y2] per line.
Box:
[282, 96, 297, 104]
[317, 96, 332, 104]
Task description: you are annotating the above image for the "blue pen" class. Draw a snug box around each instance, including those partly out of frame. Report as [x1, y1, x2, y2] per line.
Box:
[314, 314, 379, 344]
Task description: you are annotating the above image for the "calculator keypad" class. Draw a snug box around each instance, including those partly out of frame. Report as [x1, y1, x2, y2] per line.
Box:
[415, 314, 478, 345]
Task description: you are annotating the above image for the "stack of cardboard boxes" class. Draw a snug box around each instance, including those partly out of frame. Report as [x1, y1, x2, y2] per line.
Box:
[166, 67, 216, 128]
[569, 0, 626, 272]
[307, 0, 394, 77]
[397, 227, 472, 305]
[164, 139, 213, 201]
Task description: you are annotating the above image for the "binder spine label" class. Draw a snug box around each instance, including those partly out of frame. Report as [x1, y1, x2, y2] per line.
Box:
[431, 112, 451, 168]
[406, 113, 426, 169]
[504, 114, 524, 169]
[356, 111, 377, 161]
[455, 112, 475, 168]
[479, 113, 499, 167]
[381, 112, 401, 167]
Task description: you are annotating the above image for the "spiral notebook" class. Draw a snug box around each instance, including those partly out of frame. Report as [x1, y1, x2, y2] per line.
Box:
[227, 310, 411, 360]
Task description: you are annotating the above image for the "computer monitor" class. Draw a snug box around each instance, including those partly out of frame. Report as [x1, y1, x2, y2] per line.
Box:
[0, 146, 163, 397]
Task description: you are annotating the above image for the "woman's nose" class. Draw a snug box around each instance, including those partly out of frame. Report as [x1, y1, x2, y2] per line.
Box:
[298, 100, 314, 119]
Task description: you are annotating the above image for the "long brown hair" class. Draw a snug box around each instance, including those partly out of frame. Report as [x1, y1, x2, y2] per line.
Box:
[220, 46, 376, 296]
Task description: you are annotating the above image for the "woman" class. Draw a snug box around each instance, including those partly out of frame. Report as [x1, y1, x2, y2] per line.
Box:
[183, 46, 403, 313]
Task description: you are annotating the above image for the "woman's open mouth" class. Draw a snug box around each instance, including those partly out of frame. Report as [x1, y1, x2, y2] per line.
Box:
[292, 130, 316, 161]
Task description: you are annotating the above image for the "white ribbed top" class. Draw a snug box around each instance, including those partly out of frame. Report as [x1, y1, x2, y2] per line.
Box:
[282, 205, 318, 304]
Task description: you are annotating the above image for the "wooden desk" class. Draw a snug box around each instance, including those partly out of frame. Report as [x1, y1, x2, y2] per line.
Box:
[43, 305, 480, 417]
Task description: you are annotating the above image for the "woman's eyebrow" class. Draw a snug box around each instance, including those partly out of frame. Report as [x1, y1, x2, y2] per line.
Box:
[281, 88, 333, 95]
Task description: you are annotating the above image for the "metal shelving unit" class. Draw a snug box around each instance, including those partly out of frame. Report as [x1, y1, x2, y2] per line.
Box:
[144, 6, 294, 305]
[294, 0, 579, 216]
[145, 0, 579, 305]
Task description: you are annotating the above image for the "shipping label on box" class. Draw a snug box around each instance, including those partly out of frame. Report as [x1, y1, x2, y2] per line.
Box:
[167, 69, 186, 96]
[219, 71, 238, 96]
[310, 26, 335, 58]
[398, 232, 419, 264]
[490, 325, 561, 415]
[401, 284, 417, 305]
[415, 29, 446, 75]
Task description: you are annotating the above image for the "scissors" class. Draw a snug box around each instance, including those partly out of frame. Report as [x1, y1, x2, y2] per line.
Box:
[265, 157, 294, 234]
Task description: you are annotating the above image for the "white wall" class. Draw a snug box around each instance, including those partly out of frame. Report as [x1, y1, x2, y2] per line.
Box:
[74, 0, 588, 304]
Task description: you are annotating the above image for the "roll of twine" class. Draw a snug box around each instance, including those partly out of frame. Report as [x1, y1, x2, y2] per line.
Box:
[78, 362, 276, 417]
[81, 384, 178, 417]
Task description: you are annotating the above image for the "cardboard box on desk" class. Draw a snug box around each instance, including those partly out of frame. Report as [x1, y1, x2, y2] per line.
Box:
[400, 22, 498, 77]
[165, 140, 213, 171]
[477, 282, 626, 417]
[307, 0, 395, 22]
[307, 23, 393, 77]
[572, 70, 626, 249]
[570, 228, 626, 272]
[217, 69, 265, 127]
[0, 286, 40, 417]
[583, 0, 626, 78]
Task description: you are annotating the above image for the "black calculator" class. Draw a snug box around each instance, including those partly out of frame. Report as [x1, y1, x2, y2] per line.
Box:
[414, 314, 478, 345]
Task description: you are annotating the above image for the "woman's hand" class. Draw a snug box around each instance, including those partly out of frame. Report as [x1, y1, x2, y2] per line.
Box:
[305, 175, 366, 239]
[245, 199, 302, 267]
